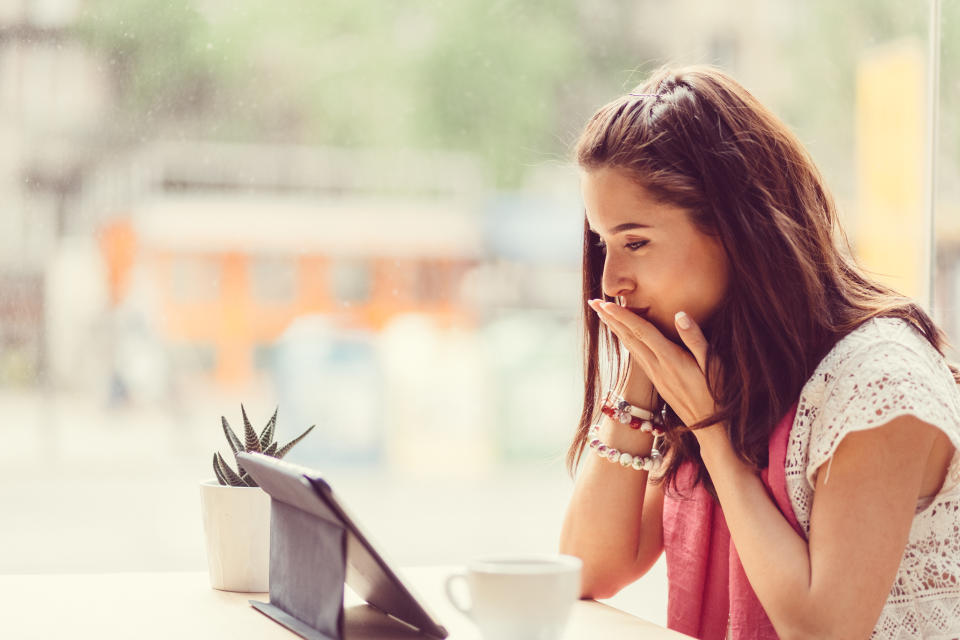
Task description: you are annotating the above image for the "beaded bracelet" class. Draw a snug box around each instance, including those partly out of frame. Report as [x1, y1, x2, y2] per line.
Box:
[601, 392, 665, 436]
[587, 424, 662, 472]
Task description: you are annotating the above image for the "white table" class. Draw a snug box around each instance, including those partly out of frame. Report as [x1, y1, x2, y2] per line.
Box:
[0, 568, 692, 639]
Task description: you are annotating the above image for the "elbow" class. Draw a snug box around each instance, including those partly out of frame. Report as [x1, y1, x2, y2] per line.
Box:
[559, 547, 657, 600]
[578, 567, 624, 600]
[559, 533, 654, 600]
[561, 553, 632, 600]
[579, 581, 622, 601]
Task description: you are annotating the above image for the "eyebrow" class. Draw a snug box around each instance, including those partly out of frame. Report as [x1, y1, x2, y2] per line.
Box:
[589, 222, 652, 235]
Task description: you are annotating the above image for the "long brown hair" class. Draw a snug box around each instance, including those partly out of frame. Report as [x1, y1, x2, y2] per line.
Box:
[567, 64, 959, 495]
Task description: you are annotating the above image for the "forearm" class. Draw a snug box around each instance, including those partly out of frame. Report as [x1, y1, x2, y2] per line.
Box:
[696, 426, 815, 636]
[560, 414, 660, 599]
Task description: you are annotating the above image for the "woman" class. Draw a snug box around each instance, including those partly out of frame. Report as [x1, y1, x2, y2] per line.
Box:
[558, 64, 960, 639]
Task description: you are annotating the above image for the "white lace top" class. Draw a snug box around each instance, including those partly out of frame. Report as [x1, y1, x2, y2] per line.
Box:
[785, 317, 960, 639]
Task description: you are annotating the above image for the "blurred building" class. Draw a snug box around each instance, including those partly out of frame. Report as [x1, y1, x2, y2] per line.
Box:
[7, 0, 960, 399]
[0, 0, 110, 385]
[87, 143, 485, 387]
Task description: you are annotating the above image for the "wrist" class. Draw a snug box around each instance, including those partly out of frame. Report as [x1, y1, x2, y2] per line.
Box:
[588, 422, 660, 471]
[622, 361, 655, 406]
[601, 390, 664, 436]
[619, 379, 656, 409]
[596, 415, 656, 451]
[692, 422, 730, 463]
[589, 418, 659, 471]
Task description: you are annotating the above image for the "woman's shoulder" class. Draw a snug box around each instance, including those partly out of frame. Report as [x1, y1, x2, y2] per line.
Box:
[797, 315, 960, 454]
[807, 316, 949, 391]
[788, 316, 960, 500]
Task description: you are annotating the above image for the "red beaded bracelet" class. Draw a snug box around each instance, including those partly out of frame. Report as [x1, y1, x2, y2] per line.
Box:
[599, 405, 664, 435]
[600, 393, 666, 436]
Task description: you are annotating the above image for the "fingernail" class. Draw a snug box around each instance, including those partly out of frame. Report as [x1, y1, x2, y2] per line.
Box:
[675, 311, 691, 330]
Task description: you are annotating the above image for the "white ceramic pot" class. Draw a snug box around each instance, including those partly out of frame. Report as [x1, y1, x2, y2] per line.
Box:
[199, 479, 271, 592]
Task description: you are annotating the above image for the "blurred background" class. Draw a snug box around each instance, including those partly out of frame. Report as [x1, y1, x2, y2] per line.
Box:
[1, 0, 958, 626]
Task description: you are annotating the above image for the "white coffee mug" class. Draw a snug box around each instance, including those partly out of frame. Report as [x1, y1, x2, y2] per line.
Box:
[444, 554, 582, 640]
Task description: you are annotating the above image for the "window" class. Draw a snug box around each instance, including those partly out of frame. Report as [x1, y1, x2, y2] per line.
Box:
[330, 258, 372, 304]
[250, 255, 297, 304]
[1, 3, 953, 628]
[169, 256, 221, 303]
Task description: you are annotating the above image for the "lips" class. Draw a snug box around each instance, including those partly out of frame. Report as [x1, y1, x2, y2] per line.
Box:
[625, 307, 650, 318]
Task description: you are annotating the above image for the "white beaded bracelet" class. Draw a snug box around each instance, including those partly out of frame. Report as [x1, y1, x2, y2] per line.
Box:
[587, 424, 662, 472]
[603, 391, 657, 421]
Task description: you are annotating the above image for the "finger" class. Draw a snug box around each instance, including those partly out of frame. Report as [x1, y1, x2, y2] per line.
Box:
[674, 311, 708, 371]
[589, 300, 658, 371]
[596, 301, 679, 362]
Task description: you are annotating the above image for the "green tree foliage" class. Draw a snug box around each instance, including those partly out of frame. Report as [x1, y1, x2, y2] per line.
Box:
[76, 0, 585, 187]
[411, 1, 581, 185]
[74, 1, 956, 189]
[76, 0, 222, 128]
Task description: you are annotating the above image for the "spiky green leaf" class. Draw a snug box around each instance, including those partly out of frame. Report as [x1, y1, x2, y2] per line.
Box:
[240, 473, 258, 488]
[222, 416, 243, 455]
[213, 453, 228, 486]
[259, 407, 278, 449]
[215, 452, 246, 487]
[241, 404, 262, 453]
[264, 441, 278, 457]
[276, 425, 315, 459]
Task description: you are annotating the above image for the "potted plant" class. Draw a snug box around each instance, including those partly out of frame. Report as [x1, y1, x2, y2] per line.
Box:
[200, 405, 315, 592]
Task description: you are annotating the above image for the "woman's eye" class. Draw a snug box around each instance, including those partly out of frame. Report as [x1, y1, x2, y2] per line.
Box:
[594, 238, 648, 252]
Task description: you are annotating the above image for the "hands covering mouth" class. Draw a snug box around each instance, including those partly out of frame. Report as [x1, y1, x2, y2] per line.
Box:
[588, 299, 719, 429]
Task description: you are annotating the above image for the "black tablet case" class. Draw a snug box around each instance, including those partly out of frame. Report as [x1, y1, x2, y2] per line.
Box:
[236, 452, 449, 640]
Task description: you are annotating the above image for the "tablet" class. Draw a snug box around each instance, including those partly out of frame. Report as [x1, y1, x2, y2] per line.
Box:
[237, 452, 449, 639]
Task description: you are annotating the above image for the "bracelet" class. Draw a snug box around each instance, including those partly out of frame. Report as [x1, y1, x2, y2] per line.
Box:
[587, 424, 662, 471]
[603, 391, 656, 420]
[601, 392, 665, 436]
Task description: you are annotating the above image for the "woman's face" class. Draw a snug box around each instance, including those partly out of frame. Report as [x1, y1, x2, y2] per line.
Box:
[581, 166, 730, 341]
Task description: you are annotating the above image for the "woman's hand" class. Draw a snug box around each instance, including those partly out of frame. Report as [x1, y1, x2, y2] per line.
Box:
[588, 299, 719, 429]
[621, 355, 657, 406]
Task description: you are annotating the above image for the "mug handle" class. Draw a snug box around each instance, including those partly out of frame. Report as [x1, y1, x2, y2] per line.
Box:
[443, 572, 473, 619]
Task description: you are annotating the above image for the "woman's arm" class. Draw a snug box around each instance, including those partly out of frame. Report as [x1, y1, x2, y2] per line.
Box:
[559, 422, 664, 599]
[559, 370, 665, 599]
[696, 414, 941, 639]
[587, 300, 951, 636]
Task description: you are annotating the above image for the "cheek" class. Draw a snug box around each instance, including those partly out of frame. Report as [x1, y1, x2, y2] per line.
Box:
[685, 246, 729, 319]
[647, 245, 725, 317]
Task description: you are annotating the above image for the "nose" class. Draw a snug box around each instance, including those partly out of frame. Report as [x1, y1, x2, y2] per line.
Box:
[601, 252, 635, 299]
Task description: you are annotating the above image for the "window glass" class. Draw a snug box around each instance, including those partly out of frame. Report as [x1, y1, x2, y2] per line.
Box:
[330, 258, 372, 304]
[250, 255, 297, 304]
[169, 255, 221, 303]
[0, 1, 949, 627]
[935, 1, 960, 359]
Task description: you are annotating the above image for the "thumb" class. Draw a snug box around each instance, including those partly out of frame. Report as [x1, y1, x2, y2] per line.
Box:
[675, 311, 708, 372]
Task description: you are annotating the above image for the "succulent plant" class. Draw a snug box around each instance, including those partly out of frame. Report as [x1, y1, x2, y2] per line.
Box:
[213, 404, 315, 487]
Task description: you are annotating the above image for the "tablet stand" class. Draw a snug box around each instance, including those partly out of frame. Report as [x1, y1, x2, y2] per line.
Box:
[248, 492, 349, 640]
[237, 452, 449, 639]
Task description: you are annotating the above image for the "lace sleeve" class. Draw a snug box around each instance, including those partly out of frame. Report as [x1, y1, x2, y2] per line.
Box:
[806, 335, 960, 489]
